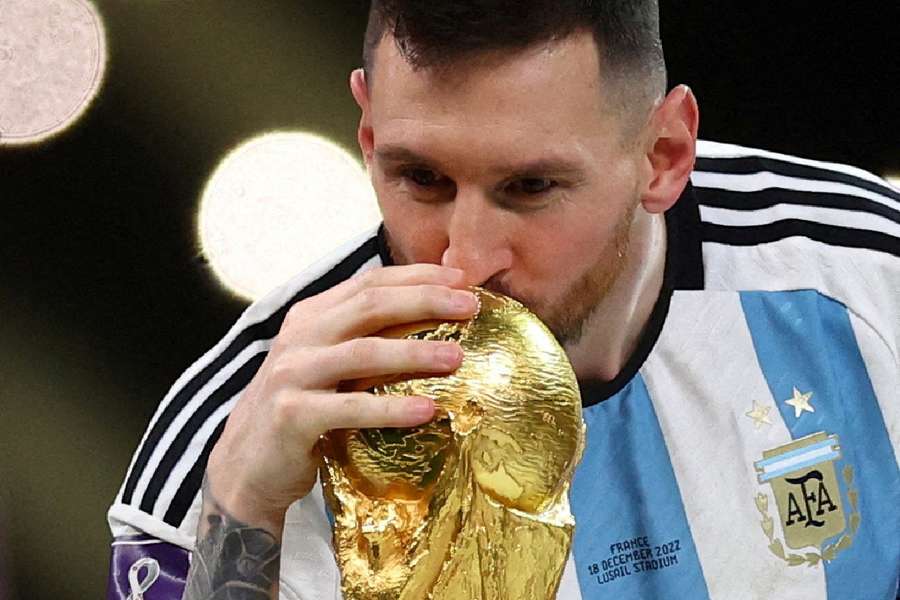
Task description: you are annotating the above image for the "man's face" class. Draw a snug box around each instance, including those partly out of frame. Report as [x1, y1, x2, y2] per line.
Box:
[361, 30, 649, 343]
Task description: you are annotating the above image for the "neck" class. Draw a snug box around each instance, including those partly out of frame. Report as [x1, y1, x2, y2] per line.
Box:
[563, 207, 667, 381]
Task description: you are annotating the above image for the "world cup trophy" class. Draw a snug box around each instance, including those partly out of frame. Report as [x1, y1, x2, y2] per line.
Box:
[319, 288, 585, 599]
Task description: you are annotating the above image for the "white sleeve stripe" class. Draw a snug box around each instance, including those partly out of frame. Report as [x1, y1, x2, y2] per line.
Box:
[152, 392, 242, 520]
[699, 205, 900, 240]
[128, 339, 271, 510]
[119, 228, 382, 509]
[108, 502, 195, 549]
[691, 171, 900, 213]
[138, 227, 381, 445]
[700, 221, 900, 259]
[141, 352, 267, 522]
[140, 253, 383, 528]
[110, 538, 169, 547]
[695, 139, 896, 190]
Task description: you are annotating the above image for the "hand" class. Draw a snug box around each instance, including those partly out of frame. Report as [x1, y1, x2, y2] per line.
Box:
[202, 264, 478, 532]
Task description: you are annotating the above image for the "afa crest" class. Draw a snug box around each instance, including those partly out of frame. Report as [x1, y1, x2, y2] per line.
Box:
[753, 432, 860, 566]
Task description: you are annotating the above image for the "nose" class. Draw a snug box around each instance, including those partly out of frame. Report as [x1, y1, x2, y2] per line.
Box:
[439, 187, 513, 287]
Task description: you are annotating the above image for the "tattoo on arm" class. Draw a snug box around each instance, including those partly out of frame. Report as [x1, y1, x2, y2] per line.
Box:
[184, 477, 281, 599]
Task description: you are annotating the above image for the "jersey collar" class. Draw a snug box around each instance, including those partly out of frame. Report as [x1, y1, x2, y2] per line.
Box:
[578, 181, 703, 405]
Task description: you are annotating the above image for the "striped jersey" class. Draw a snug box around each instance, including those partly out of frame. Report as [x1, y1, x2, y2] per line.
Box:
[108, 140, 900, 600]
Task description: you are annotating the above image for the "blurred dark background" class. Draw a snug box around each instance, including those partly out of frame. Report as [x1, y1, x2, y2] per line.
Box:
[0, 2, 897, 599]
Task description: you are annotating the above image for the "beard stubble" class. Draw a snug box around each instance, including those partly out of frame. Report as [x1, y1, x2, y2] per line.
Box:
[497, 202, 636, 345]
[385, 201, 637, 346]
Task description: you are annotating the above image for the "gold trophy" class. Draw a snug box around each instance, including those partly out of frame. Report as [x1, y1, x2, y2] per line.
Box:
[320, 288, 585, 599]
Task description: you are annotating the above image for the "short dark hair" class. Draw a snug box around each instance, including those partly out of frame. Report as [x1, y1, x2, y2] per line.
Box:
[363, 0, 667, 115]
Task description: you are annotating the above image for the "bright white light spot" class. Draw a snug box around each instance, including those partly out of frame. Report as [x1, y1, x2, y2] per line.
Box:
[198, 131, 381, 301]
[0, 0, 106, 145]
[884, 174, 900, 192]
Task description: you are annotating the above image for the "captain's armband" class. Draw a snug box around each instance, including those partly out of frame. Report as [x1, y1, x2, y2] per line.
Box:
[106, 535, 189, 599]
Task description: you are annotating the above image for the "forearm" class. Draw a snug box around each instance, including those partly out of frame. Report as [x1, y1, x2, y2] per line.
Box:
[184, 476, 284, 600]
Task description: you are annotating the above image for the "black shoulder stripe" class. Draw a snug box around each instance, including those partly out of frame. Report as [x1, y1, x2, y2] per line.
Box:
[694, 187, 900, 227]
[701, 220, 900, 258]
[694, 156, 900, 205]
[140, 352, 267, 517]
[164, 418, 227, 527]
[121, 236, 380, 505]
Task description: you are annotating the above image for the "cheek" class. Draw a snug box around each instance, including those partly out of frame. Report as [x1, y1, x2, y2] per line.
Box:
[513, 205, 616, 283]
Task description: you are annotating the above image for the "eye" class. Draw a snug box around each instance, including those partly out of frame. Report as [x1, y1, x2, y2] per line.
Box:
[507, 177, 558, 195]
[403, 167, 447, 188]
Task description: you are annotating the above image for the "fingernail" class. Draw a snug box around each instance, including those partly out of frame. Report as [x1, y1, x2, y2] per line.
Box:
[451, 290, 477, 311]
[437, 343, 462, 367]
[411, 397, 434, 419]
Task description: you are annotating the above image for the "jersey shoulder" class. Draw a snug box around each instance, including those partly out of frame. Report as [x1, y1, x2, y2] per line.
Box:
[108, 226, 386, 545]
[690, 139, 900, 302]
[687, 140, 900, 367]
[692, 139, 900, 258]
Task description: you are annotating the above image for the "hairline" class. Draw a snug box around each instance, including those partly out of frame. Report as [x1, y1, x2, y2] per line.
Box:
[362, 29, 665, 145]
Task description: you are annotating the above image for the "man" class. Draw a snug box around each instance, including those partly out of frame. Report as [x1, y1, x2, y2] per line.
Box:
[107, 1, 900, 598]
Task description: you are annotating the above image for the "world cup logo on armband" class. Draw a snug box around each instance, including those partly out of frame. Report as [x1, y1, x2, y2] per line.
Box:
[319, 288, 585, 600]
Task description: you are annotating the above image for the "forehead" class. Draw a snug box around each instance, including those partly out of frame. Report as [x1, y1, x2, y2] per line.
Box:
[367, 30, 620, 158]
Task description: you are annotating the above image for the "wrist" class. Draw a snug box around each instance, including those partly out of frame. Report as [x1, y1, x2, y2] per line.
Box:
[201, 473, 288, 540]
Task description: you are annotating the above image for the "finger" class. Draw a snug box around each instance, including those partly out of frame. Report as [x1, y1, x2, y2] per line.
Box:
[317, 284, 478, 343]
[302, 264, 468, 315]
[308, 391, 435, 432]
[352, 264, 469, 291]
[298, 338, 463, 389]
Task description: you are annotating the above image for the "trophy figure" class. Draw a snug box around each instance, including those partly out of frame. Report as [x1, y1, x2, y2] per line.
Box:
[320, 288, 585, 599]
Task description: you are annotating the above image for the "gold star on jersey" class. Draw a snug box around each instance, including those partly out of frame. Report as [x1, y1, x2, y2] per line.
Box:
[745, 400, 773, 429]
[784, 387, 814, 418]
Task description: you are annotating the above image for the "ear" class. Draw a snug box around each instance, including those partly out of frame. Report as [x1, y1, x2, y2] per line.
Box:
[350, 68, 375, 170]
[640, 85, 699, 214]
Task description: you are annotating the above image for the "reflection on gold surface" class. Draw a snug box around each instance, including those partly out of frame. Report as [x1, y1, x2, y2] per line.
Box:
[321, 288, 585, 599]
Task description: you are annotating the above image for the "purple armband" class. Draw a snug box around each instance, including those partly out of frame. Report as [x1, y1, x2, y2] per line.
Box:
[106, 535, 190, 600]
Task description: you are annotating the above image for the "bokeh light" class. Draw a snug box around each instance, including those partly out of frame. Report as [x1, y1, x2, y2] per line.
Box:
[197, 131, 381, 301]
[0, 0, 106, 145]
[884, 174, 900, 191]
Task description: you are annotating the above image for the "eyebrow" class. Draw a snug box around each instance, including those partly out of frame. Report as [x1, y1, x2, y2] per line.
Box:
[374, 144, 587, 180]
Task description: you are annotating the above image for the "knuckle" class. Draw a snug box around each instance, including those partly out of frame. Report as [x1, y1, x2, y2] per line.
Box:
[267, 349, 312, 389]
[384, 398, 409, 425]
[360, 268, 380, 286]
[427, 342, 447, 366]
[338, 393, 400, 427]
[282, 302, 307, 331]
[408, 339, 431, 364]
[271, 392, 299, 425]
[439, 286, 457, 308]
[423, 283, 449, 304]
[267, 355, 295, 387]
[356, 286, 382, 314]
[270, 331, 292, 355]
[345, 338, 375, 364]
[371, 396, 394, 422]
[417, 286, 451, 316]
[340, 393, 364, 418]
[354, 268, 379, 292]
[414, 283, 433, 303]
